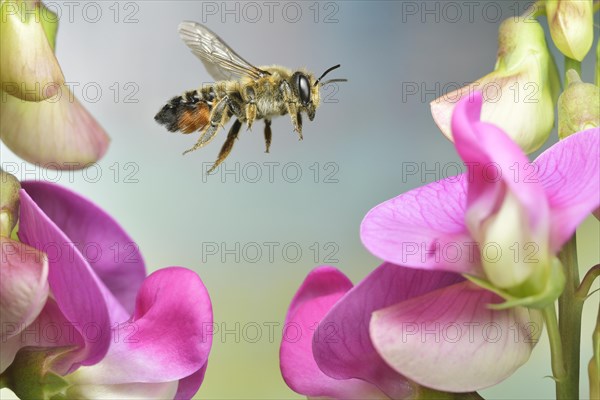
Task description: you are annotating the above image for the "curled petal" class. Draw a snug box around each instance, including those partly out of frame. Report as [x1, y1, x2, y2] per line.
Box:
[21, 181, 146, 314]
[0, 1, 64, 101]
[280, 266, 386, 399]
[174, 363, 208, 400]
[68, 267, 212, 385]
[313, 263, 462, 398]
[0, 86, 109, 168]
[361, 176, 480, 275]
[370, 282, 542, 392]
[17, 189, 111, 374]
[534, 128, 600, 251]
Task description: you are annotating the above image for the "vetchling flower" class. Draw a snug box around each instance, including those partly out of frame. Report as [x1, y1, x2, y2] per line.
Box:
[0, 0, 109, 168]
[430, 16, 560, 154]
[545, 0, 594, 62]
[0, 181, 212, 399]
[358, 93, 599, 390]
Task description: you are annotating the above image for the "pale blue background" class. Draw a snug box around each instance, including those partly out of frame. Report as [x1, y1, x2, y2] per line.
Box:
[1, 1, 598, 398]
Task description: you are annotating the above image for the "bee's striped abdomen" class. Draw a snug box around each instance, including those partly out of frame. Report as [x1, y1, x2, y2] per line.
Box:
[154, 89, 213, 134]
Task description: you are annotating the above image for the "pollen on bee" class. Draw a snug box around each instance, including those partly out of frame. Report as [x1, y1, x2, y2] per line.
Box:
[178, 102, 210, 134]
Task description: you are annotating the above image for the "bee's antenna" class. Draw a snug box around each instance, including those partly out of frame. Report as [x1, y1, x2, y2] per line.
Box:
[319, 78, 348, 86]
[314, 64, 342, 86]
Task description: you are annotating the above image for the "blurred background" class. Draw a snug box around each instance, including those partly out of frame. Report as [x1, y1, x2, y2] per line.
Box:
[1, 1, 598, 398]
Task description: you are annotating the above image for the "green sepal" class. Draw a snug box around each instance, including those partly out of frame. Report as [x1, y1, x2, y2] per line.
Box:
[1, 347, 72, 400]
[464, 257, 565, 310]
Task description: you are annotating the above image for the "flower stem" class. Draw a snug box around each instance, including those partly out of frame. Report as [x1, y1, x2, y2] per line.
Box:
[589, 307, 599, 399]
[564, 57, 582, 82]
[556, 234, 582, 399]
[543, 305, 567, 382]
[576, 264, 600, 299]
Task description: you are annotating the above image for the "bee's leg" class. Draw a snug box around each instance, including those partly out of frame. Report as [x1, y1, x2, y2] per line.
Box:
[296, 112, 302, 136]
[208, 119, 243, 174]
[264, 119, 272, 153]
[244, 86, 257, 131]
[280, 81, 302, 140]
[183, 95, 230, 155]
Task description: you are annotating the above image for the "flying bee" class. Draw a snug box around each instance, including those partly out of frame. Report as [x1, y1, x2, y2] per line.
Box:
[154, 21, 346, 173]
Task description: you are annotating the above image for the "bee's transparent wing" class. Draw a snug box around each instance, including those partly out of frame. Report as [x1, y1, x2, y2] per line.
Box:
[178, 21, 268, 81]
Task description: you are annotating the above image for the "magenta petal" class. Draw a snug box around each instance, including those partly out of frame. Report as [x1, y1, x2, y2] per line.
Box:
[280, 266, 386, 399]
[534, 128, 600, 251]
[313, 263, 463, 398]
[17, 189, 110, 374]
[71, 267, 212, 385]
[174, 363, 208, 400]
[451, 92, 549, 233]
[371, 282, 541, 392]
[20, 181, 146, 313]
[361, 177, 481, 275]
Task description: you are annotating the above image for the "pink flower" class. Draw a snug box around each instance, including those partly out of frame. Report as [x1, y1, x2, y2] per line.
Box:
[354, 93, 599, 390]
[1, 181, 212, 399]
[281, 93, 599, 396]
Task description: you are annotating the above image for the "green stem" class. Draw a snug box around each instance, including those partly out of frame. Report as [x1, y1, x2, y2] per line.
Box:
[589, 306, 600, 399]
[543, 305, 567, 382]
[576, 264, 600, 299]
[556, 235, 582, 400]
[564, 57, 582, 83]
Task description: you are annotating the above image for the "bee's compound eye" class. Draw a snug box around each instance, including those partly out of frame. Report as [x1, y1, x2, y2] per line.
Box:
[296, 74, 311, 105]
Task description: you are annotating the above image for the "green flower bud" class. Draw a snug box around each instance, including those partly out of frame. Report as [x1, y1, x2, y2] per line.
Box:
[431, 17, 560, 154]
[546, 0, 594, 61]
[558, 70, 600, 139]
[0, 169, 21, 237]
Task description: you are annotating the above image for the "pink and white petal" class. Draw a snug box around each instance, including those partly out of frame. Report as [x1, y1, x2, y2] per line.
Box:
[0, 86, 109, 168]
[71, 267, 212, 385]
[313, 263, 463, 398]
[66, 381, 178, 400]
[361, 177, 481, 275]
[280, 266, 386, 399]
[174, 363, 208, 400]
[451, 92, 549, 234]
[0, 1, 64, 101]
[534, 128, 600, 251]
[370, 282, 542, 392]
[21, 181, 146, 314]
[0, 238, 49, 337]
[17, 189, 111, 374]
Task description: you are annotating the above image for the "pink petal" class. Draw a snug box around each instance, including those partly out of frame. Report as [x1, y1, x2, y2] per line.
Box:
[371, 282, 541, 392]
[70, 267, 212, 385]
[451, 92, 549, 236]
[313, 263, 462, 398]
[0, 238, 49, 337]
[20, 181, 146, 313]
[280, 266, 386, 399]
[0, 86, 109, 168]
[534, 128, 600, 251]
[0, 237, 49, 373]
[17, 189, 111, 374]
[361, 176, 481, 275]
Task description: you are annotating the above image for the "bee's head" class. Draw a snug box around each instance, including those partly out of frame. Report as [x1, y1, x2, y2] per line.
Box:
[291, 64, 345, 121]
